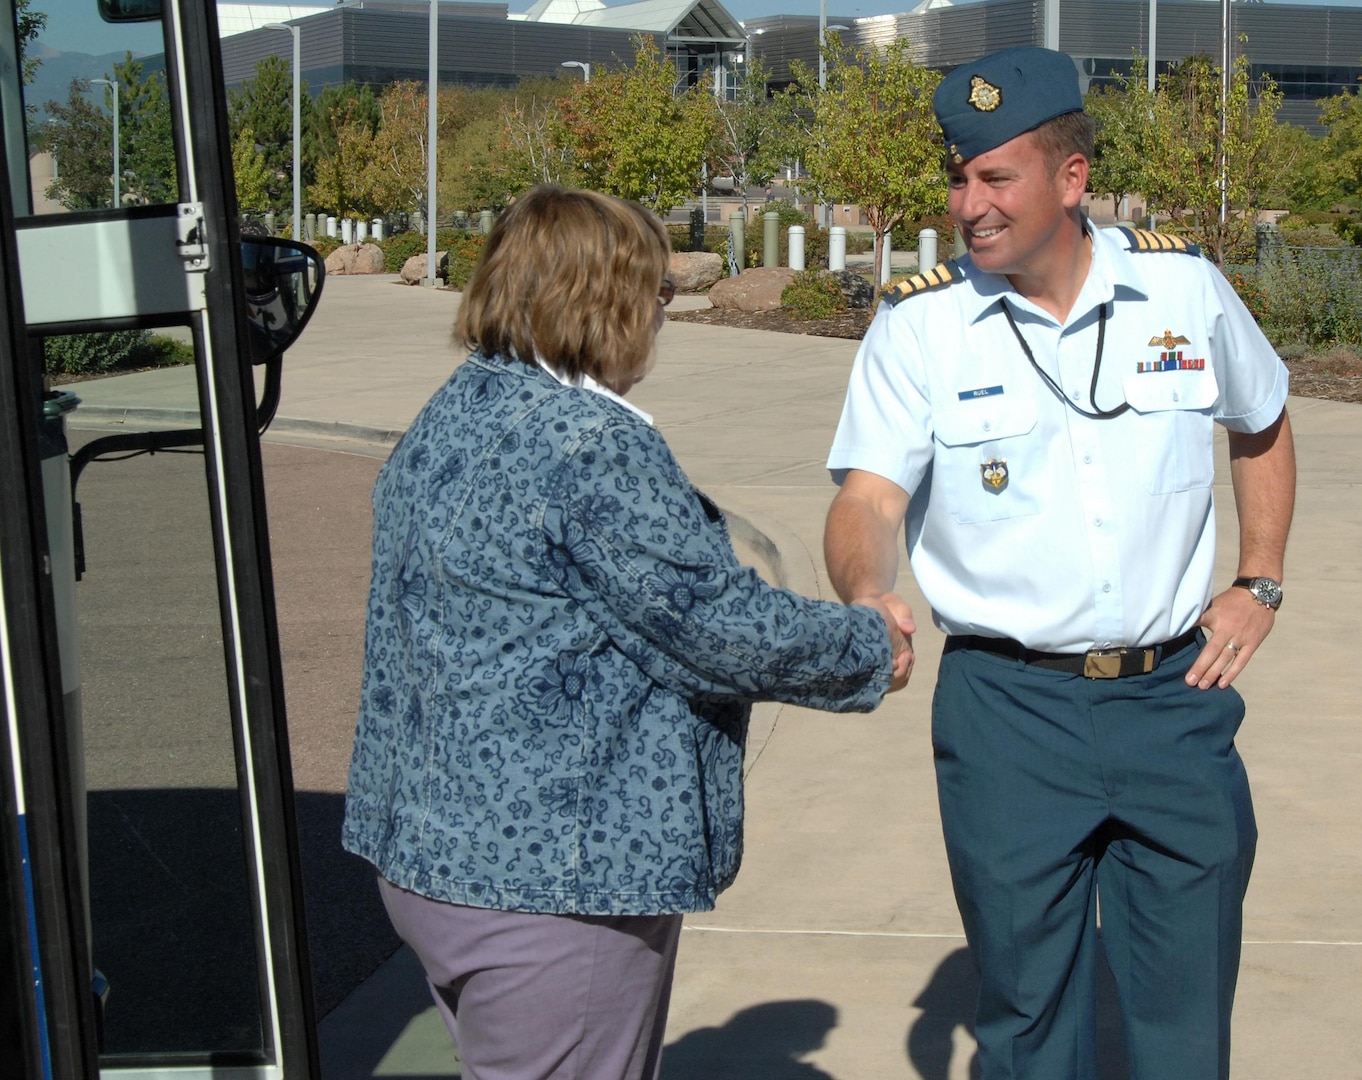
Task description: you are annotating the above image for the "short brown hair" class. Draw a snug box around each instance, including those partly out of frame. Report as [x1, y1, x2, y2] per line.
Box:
[455, 186, 670, 389]
[1031, 110, 1096, 174]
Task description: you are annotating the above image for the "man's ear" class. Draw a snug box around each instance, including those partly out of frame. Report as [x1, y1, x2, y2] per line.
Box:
[1059, 153, 1090, 209]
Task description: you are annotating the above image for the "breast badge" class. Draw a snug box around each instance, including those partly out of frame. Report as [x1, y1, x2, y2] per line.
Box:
[980, 459, 1009, 492]
[1138, 329, 1205, 372]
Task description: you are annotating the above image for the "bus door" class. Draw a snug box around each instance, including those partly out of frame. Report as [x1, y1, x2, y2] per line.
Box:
[0, 0, 322, 1075]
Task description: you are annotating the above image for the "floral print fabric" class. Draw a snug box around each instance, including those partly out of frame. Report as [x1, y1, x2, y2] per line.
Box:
[343, 353, 891, 915]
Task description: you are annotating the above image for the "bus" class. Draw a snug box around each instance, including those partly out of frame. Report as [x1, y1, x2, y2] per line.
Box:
[0, 0, 325, 1075]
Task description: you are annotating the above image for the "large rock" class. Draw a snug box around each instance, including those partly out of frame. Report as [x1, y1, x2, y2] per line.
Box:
[832, 268, 877, 309]
[400, 251, 448, 285]
[707, 267, 797, 312]
[324, 243, 359, 275]
[668, 251, 722, 293]
[352, 243, 387, 274]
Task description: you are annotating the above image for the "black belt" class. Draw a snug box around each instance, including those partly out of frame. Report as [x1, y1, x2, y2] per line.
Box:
[944, 628, 1201, 679]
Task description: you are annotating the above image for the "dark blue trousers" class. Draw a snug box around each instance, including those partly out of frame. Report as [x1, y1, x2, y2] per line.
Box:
[932, 639, 1256, 1080]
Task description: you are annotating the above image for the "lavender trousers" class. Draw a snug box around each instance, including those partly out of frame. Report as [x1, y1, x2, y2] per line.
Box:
[378, 878, 683, 1080]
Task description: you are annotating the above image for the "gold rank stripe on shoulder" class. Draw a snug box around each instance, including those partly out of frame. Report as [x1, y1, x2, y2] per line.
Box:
[881, 261, 962, 306]
[1115, 227, 1200, 256]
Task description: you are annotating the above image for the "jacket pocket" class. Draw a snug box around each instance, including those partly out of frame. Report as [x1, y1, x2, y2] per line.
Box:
[1121, 370, 1218, 494]
[933, 398, 1041, 524]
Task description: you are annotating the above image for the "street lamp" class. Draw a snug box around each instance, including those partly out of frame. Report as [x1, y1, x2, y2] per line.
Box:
[90, 78, 119, 208]
[561, 60, 590, 82]
[264, 22, 301, 241]
[426, 0, 438, 286]
[816, 24, 846, 229]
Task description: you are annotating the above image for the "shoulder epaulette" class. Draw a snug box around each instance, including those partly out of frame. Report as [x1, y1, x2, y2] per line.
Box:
[1115, 227, 1201, 257]
[880, 260, 965, 307]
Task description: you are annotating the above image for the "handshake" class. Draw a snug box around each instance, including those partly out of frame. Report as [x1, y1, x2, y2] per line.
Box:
[852, 592, 916, 693]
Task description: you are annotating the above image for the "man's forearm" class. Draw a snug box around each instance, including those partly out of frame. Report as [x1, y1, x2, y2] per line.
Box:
[1228, 408, 1296, 580]
[824, 481, 908, 604]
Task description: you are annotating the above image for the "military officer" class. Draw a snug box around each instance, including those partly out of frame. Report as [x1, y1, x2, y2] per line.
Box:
[823, 46, 1295, 1079]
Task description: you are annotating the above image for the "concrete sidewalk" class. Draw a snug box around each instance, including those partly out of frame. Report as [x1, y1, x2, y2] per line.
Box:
[72, 274, 1362, 1078]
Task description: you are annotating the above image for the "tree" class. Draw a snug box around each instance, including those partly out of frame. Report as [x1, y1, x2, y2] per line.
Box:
[501, 77, 579, 189]
[366, 81, 430, 217]
[1085, 59, 1150, 217]
[558, 36, 714, 215]
[16, 0, 47, 87]
[1138, 51, 1288, 264]
[307, 99, 382, 219]
[230, 56, 310, 214]
[39, 56, 176, 210]
[1316, 87, 1362, 209]
[708, 56, 799, 216]
[233, 126, 274, 213]
[795, 36, 946, 281]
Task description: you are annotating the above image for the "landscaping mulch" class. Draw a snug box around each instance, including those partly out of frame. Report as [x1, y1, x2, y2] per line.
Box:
[667, 307, 1362, 405]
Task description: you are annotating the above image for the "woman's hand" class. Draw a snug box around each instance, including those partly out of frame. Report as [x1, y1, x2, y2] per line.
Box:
[853, 593, 916, 692]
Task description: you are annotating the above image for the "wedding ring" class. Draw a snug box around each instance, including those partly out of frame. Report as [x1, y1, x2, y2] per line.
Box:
[1225, 643, 1240, 653]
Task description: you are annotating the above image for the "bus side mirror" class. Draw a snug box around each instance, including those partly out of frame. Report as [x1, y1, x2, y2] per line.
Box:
[241, 237, 326, 367]
[97, 0, 162, 21]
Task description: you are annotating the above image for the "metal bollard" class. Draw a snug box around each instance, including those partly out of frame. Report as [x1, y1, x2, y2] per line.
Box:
[479, 210, 494, 234]
[919, 227, 938, 273]
[356, 219, 368, 242]
[729, 211, 745, 273]
[829, 226, 847, 272]
[763, 211, 779, 268]
[325, 215, 337, 238]
[341, 218, 353, 244]
[788, 225, 805, 271]
[880, 239, 892, 285]
[372, 218, 385, 242]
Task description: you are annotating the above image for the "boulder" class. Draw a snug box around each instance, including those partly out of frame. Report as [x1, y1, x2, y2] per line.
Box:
[324, 243, 360, 275]
[400, 251, 448, 285]
[352, 243, 388, 274]
[668, 251, 723, 293]
[707, 267, 797, 312]
[832, 269, 877, 309]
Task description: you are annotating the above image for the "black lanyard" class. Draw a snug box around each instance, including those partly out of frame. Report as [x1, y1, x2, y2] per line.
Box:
[999, 298, 1129, 421]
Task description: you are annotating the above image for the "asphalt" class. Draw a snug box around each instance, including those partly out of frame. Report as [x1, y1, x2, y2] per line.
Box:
[67, 272, 1362, 1079]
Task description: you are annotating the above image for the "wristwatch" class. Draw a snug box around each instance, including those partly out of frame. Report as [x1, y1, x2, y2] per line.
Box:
[1232, 576, 1283, 610]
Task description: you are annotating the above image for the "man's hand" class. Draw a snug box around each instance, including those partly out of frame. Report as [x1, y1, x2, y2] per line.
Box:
[853, 592, 917, 692]
[1186, 586, 1276, 690]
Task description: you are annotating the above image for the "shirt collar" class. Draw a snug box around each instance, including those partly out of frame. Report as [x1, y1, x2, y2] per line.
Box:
[535, 354, 654, 426]
[956, 222, 1148, 327]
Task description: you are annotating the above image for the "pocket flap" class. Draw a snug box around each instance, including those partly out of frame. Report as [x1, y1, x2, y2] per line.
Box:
[934, 400, 1035, 447]
[1122, 370, 1219, 413]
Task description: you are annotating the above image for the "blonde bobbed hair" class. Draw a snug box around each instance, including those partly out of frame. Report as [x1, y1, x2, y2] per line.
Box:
[455, 186, 671, 389]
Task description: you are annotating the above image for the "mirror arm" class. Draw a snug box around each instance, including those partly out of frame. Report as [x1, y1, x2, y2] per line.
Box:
[255, 355, 283, 434]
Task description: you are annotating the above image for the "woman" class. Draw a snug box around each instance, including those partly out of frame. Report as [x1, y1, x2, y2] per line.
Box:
[343, 185, 907, 1080]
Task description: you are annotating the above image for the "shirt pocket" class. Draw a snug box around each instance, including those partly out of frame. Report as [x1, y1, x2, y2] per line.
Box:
[1121, 370, 1219, 494]
[933, 398, 1041, 524]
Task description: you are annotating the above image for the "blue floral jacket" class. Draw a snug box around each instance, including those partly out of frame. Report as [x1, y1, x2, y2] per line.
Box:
[342, 353, 892, 915]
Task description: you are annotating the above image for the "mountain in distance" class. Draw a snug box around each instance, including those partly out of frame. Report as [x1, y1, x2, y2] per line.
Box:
[23, 41, 150, 123]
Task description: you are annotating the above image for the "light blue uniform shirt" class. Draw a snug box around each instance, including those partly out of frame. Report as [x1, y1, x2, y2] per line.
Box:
[828, 225, 1288, 653]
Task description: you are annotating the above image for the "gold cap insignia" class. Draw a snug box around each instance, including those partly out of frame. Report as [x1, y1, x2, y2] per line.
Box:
[968, 76, 1002, 112]
[980, 459, 1009, 491]
[1148, 329, 1192, 349]
[949, 143, 962, 164]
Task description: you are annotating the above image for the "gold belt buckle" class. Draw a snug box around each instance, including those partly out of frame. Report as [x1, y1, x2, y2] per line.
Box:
[1083, 649, 1124, 679]
[1083, 647, 1158, 679]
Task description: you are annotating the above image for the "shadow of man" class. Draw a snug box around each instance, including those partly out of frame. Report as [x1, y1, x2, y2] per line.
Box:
[662, 999, 837, 1080]
[905, 943, 1131, 1080]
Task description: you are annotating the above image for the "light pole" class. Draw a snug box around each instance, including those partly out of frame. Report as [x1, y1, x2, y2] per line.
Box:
[90, 78, 119, 208]
[264, 22, 301, 241]
[560, 60, 590, 82]
[817, 24, 847, 229]
[426, 0, 438, 286]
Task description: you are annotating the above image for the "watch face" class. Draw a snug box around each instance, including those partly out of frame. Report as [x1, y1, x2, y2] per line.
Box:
[1253, 578, 1283, 607]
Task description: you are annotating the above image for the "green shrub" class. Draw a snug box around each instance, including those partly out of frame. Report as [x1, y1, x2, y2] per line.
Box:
[781, 269, 847, 321]
[44, 330, 179, 377]
[1223, 269, 1268, 324]
[309, 235, 343, 258]
[445, 232, 487, 288]
[1255, 249, 1362, 348]
[891, 213, 957, 254]
[381, 228, 478, 275]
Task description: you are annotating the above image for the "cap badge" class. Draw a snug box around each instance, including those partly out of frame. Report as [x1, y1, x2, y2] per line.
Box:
[968, 76, 1002, 112]
[980, 459, 1009, 491]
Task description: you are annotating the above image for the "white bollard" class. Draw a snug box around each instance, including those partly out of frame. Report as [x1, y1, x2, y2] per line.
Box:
[341, 218, 353, 244]
[829, 226, 847, 272]
[325, 215, 337, 238]
[788, 225, 805, 271]
[880, 239, 892, 285]
[373, 218, 386, 242]
[919, 227, 938, 273]
[356, 219, 369, 242]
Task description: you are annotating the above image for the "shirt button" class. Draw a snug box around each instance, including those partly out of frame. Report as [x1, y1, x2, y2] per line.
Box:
[1102, 582, 1112, 593]
[1071, 389, 1080, 400]
[1083, 454, 1092, 464]
[982, 421, 992, 432]
[1172, 391, 1181, 403]
[1094, 517, 1103, 527]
